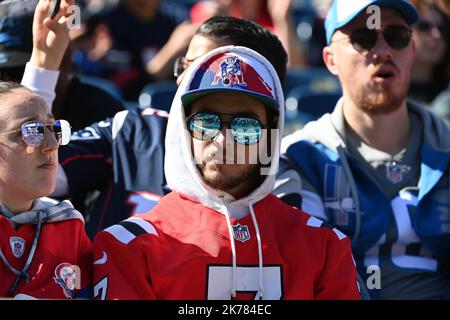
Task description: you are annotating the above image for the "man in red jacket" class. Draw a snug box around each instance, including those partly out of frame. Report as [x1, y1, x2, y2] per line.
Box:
[93, 46, 361, 300]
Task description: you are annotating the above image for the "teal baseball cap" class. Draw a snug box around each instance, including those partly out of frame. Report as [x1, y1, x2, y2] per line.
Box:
[325, 0, 419, 44]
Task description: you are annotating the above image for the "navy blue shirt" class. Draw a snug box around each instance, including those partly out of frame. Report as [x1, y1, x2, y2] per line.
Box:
[59, 108, 170, 238]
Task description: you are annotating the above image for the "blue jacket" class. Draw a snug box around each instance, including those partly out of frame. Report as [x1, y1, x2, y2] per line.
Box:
[275, 100, 450, 299]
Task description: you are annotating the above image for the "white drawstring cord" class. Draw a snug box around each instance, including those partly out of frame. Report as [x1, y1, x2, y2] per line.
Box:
[249, 199, 264, 300]
[221, 196, 237, 299]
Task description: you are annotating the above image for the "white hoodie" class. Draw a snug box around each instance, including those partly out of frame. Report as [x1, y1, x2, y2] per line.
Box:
[164, 45, 285, 218]
[164, 46, 285, 298]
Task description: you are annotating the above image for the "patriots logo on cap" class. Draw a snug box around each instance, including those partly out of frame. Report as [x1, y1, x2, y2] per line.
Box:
[182, 52, 278, 111]
[212, 56, 247, 87]
[233, 224, 251, 243]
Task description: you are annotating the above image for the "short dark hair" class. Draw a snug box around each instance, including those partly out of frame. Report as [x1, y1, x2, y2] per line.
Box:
[195, 16, 288, 84]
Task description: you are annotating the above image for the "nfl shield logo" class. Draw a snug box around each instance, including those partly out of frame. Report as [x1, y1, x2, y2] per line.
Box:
[9, 237, 26, 258]
[232, 224, 250, 242]
[386, 163, 403, 184]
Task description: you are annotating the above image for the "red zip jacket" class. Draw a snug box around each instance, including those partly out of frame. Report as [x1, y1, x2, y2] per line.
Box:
[0, 200, 93, 299]
[93, 192, 360, 300]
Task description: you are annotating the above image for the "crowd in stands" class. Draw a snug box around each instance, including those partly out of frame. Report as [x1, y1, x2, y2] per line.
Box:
[1, 0, 450, 300]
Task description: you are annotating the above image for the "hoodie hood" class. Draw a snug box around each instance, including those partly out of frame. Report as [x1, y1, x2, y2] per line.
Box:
[0, 197, 84, 228]
[165, 46, 285, 217]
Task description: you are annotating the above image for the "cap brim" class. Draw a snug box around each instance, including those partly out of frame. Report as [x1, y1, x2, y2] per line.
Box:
[370, 0, 418, 24]
[181, 88, 279, 112]
[0, 51, 30, 69]
[327, 0, 419, 44]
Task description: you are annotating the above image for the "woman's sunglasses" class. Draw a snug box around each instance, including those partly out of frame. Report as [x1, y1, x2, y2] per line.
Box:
[186, 111, 265, 145]
[415, 20, 448, 38]
[333, 25, 413, 52]
[0, 120, 72, 147]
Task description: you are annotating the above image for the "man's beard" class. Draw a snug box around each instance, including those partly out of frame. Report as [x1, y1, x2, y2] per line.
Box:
[355, 82, 409, 115]
[198, 163, 262, 193]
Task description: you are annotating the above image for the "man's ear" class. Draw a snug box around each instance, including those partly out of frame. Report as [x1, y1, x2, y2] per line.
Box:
[323, 45, 339, 76]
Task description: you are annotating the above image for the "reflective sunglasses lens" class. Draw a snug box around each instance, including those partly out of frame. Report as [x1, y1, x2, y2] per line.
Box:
[350, 29, 377, 51]
[53, 120, 71, 145]
[188, 113, 221, 141]
[21, 122, 44, 147]
[231, 117, 262, 145]
[384, 26, 411, 49]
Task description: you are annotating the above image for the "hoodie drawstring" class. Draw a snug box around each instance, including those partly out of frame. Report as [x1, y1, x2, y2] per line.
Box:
[221, 196, 265, 300]
[248, 199, 264, 300]
[221, 196, 238, 299]
[0, 211, 44, 297]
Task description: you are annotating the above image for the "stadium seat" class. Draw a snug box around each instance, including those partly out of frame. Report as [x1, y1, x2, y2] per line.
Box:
[76, 74, 123, 101]
[285, 85, 341, 130]
[139, 81, 178, 112]
[284, 67, 340, 96]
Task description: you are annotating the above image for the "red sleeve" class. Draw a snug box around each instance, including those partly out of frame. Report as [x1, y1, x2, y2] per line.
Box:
[92, 231, 157, 300]
[77, 223, 93, 298]
[314, 230, 361, 300]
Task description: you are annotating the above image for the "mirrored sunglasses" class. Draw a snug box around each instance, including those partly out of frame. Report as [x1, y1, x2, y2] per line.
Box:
[186, 112, 265, 145]
[14, 120, 71, 147]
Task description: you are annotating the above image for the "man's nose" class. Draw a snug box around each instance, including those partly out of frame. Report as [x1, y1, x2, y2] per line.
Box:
[214, 126, 226, 144]
[213, 126, 233, 146]
[371, 34, 394, 61]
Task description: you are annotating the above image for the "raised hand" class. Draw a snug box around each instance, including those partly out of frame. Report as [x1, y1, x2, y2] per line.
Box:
[30, 0, 77, 70]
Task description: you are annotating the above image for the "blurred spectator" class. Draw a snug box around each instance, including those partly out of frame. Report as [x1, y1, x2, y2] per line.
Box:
[82, 0, 119, 13]
[189, 1, 228, 24]
[409, 0, 450, 105]
[0, 0, 35, 81]
[189, 0, 307, 67]
[429, 0, 450, 125]
[176, 15, 287, 85]
[300, 0, 329, 67]
[0, 0, 124, 132]
[430, 83, 450, 127]
[77, 0, 192, 100]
